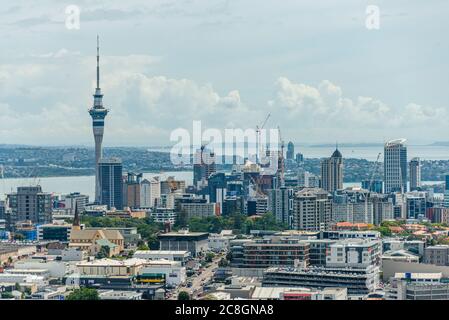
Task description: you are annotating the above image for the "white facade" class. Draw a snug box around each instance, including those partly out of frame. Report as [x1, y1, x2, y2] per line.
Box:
[13, 260, 67, 278]
[409, 158, 421, 191]
[140, 178, 161, 209]
[61, 193, 89, 216]
[0, 274, 47, 287]
[150, 208, 177, 225]
[384, 139, 407, 194]
[208, 233, 236, 252]
[332, 202, 374, 224]
[293, 188, 331, 231]
[140, 259, 186, 286]
[133, 250, 190, 264]
[352, 202, 373, 224]
[61, 248, 88, 261]
[326, 239, 381, 268]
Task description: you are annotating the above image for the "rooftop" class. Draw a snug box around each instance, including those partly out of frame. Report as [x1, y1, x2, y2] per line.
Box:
[394, 272, 442, 280]
[76, 258, 147, 267]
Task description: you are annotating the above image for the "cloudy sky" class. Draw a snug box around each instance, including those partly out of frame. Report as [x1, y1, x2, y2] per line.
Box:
[0, 0, 448, 147]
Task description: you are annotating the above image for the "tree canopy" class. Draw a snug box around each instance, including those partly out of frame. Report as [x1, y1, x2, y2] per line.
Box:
[66, 287, 100, 300]
[178, 291, 191, 300]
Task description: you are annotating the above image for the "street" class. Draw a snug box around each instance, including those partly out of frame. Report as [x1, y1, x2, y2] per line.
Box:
[171, 253, 223, 300]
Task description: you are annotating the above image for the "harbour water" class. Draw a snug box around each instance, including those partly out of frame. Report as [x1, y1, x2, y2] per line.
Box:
[0, 171, 193, 201]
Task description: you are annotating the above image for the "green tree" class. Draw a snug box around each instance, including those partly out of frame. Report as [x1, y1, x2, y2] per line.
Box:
[1, 292, 13, 299]
[205, 252, 215, 263]
[178, 291, 190, 300]
[218, 258, 228, 267]
[96, 246, 110, 259]
[66, 288, 99, 300]
[13, 233, 25, 241]
[176, 210, 189, 228]
[376, 226, 392, 237]
[137, 243, 150, 250]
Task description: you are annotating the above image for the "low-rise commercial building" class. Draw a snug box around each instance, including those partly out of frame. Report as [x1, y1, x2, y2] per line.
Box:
[37, 222, 72, 242]
[424, 245, 449, 266]
[326, 238, 382, 268]
[386, 272, 449, 300]
[158, 230, 209, 257]
[382, 250, 420, 263]
[76, 258, 147, 276]
[208, 230, 236, 252]
[139, 259, 186, 286]
[99, 290, 143, 300]
[279, 287, 347, 300]
[150, 208, 177, 225]
[133, 250, 190, 265]
[321, 230, 380, 240]
[262, 265, 380, 295]
[242, 237, 310, 268]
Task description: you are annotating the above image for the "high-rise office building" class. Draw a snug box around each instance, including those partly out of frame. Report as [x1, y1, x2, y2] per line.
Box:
[89, 36, 109, 203]
[361, 180, 383, 194]
[384, 139, 407, 194]
[59, 192, 89, 216]
[0, 200, 6, 222]
[193, 146, 216, 189]
[123, 172, 142, 209]
[140, 177, 161, 208]
[268, 187, 293, 226]
[444, 174, 449, 208]
[286, 141, 295, 160]
[99, 158, 123, 210]
[161, 177, 186, 195]
[409, 157, 421, 191]
[405, 192, 426, 219]
[207, 173, 227, 215]
[321, 148, 343, 193]
[6, 186, 52, 228]
[295, 153, 304, 163]
[292, 188, 331, 231]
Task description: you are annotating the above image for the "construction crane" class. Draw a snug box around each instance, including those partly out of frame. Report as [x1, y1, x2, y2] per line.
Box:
[248, 174, 266, 197]
[360, 152, 382, 222]
[199, 141, 211, 165]
[166, 176, 178, 192]
[369, 152, 382, 189]
[255, 113, 271, 165]
[277, 125, 285, 187]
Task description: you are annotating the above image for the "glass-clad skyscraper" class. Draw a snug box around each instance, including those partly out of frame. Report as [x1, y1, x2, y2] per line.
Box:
[384, 139, 407, 194]
[99, 158, 123, 210]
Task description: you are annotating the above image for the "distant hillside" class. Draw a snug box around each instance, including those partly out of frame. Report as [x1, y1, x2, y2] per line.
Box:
[308, 143, 384, 148]
[429, 141, 449, 146]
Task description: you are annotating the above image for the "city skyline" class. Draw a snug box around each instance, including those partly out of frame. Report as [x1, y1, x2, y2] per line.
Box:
[0, 1, 448, 147]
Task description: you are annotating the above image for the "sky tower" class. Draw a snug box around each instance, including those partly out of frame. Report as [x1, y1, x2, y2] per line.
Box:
[89, 36, 109, 203]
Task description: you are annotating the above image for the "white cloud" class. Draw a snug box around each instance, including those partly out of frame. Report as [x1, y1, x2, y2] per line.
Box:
[270, 77, 449, 142]
[0, 49, 447, 146]
[31, 48, 80, 59]
[0, 53, 255, 146]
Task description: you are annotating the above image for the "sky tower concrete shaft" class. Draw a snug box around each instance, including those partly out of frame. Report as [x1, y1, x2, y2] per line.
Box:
[88, 36, 108, 203]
